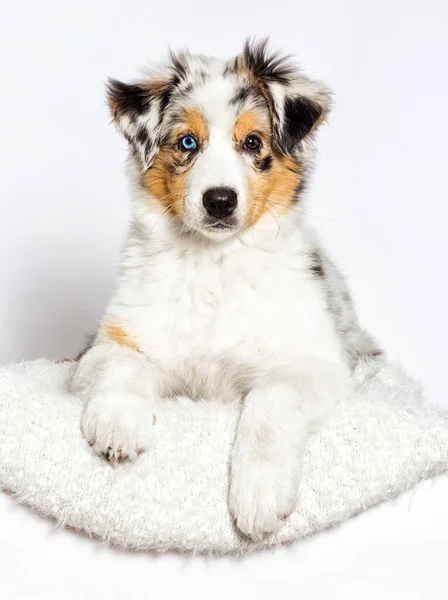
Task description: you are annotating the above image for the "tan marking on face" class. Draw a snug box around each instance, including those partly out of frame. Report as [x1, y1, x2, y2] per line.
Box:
[234, 110, 266, 141]
[181, 108, 208, 141]
[246, 155, 301, 227]
[104, 321, 140, 352]
[143, 148, 188, 217]
[143, 108, 208, 217]
[233, 111, 301, 228]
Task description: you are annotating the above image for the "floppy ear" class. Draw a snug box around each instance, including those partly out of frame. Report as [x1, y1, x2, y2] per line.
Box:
[106, 78, 167, 169]
[270, 80, 332, 154]
[238, 40, 332, 155]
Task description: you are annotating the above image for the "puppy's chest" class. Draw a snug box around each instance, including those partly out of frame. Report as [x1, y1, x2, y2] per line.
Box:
[119, 249, 311, 364]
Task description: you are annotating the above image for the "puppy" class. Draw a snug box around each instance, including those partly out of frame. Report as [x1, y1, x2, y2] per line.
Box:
[70, 40, 381, 540]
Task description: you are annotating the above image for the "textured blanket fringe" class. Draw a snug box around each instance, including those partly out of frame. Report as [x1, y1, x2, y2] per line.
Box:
[1, 359, 448, 554]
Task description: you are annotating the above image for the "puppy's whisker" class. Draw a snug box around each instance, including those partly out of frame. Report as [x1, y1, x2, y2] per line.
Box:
[264, 207, 284, 240]
[149, 203, 177, 234]
[263, 197, 332, 222]
[249, 200, 284, 239]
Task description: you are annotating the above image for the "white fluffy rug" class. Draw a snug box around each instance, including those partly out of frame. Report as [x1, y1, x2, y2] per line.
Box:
[0, 358, 447, 554]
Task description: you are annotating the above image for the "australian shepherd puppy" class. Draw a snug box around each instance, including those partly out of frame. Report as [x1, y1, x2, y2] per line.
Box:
[70, 40, 381, 540]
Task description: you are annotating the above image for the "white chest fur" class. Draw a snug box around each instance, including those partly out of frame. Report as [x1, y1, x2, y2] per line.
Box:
[102, 221, 344, 399]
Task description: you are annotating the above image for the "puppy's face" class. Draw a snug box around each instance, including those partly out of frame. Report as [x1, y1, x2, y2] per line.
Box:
[108, 41, 331, 240]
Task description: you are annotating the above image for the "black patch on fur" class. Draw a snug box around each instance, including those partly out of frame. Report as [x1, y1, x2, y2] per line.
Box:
[74, 334, 96, 362]
[309, 251, 325, 278]
[242, 39, 294, 83]
[181, 82, 194, 95]
[143, 139, 156, 164]
[159, 85, 173, 117]
[290, 161, 308, 203]
[159, 131, 172, 147]
[108, 51, 191, 130]
[225, 40, 327, 155]
[230, 85, 259, 106]
[223, 57, 238, 76]
[170, 50, 189, 79]
[159, 77, 182, 118]
[255, 155, 273, 171]
[135, 126, 148, 145]
[158, 52, 190, 118]
[123, 131, 133, 145]
[278, 96, 323, 153]
[107, 79, 151, 119]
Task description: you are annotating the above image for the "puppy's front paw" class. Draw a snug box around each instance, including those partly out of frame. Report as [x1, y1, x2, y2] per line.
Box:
[229, 459, 300, 541]
[81, 392, 156, 464]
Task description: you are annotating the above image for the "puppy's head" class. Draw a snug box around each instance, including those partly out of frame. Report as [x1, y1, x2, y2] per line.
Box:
[108, 40, 331, 240]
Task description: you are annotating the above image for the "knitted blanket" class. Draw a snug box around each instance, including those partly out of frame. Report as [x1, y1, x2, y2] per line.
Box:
[0, 358, 447, 554]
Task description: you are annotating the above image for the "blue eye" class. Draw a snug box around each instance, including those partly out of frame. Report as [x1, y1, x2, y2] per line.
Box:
[179, 135, 198, 151]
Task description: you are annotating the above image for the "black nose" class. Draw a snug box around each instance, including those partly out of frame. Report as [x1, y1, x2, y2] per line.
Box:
[203, 187, 237, 219]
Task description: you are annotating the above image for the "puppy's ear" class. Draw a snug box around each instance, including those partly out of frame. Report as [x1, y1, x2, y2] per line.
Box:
[238, 40, 332, 155]
[106, 78, 167, 169]
[270, 80, 331, 154]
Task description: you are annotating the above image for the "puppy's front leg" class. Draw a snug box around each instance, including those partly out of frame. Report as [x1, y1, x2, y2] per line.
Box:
[71, 345, 162, 464]
[229, 360, 351, 540]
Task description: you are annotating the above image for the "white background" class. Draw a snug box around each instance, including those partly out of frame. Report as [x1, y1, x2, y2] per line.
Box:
[1, 0, 447, 598]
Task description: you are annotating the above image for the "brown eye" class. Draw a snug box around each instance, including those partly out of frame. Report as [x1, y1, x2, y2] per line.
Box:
[243, 134, 262, 151]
